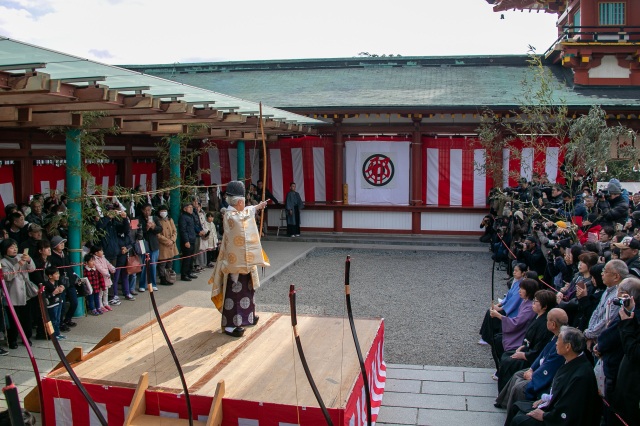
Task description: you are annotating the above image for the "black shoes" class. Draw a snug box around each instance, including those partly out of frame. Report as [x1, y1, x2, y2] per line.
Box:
[252, 316, 260, 325]
[64, 320, 77, 327]
[60, 324, 70, 332]
[224, 327, 245, 338]
[9, 343, 18, 350]
[181, 276, 192, 281]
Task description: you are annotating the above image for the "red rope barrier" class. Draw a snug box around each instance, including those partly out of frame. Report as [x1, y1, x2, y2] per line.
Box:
[4, 247, 218, 276]
[495, 233, 557, 292]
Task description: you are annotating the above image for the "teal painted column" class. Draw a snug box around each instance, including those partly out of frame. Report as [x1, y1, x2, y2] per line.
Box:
[65, 129, 82, 276]
[236, 140, 245, 181]
[169, 136, 181, 273]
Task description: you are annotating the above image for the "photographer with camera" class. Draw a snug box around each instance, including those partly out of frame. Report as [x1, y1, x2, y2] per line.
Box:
[597, 183, 629, 229]
[516, 236, 547, 278]
[551, 191, 587, 222]
[541, 185, 565, 210]
[612, 277, 640, 426]
[513, 178, 534, 204]
[480, 214, 496, 244]
[593, 277, 640, 425]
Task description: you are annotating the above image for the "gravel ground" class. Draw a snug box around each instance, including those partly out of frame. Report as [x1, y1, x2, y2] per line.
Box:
[256, 247, 500, 368]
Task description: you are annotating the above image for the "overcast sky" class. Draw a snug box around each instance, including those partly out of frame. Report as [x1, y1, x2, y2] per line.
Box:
[0, 0, 560, 65]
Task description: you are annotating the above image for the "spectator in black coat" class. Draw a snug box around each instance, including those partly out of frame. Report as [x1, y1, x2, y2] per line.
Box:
[613, 281, 640, 426]
[179, 203, 197, 281]
[137, 203, 162, 292]
[48, 236, 79, 332]
[597, 183, 629, 228]
[594, 278, 640, 425]
[508, 327, 602, 426]
[516, 236, 547, 277]
[25, 199, 45, 227]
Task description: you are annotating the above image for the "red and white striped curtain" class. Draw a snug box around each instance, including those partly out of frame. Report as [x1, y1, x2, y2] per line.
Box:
[199, 140, 261, 187]
[423, 137, 493, 207]
[267, 137, 334, 204]
[86, 163, 117, 195]
[132, 162, 157, 191]
[200, 136, 565, 208]
[0, 165, 15, 211]
[33, 164, 67, 196]
[200, 138, 334, 204]
[502, 139, 565, 188]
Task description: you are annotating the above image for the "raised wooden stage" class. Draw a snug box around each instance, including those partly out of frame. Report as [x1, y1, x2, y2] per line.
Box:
[42, 306, 386, 425]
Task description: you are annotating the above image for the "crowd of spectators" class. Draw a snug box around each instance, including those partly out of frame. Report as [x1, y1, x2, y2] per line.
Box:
[479, 173, 640, 425]
[0, 182, 277, 357]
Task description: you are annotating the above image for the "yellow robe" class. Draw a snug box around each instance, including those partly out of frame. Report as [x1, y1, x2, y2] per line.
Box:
[209, 205, 269, 312]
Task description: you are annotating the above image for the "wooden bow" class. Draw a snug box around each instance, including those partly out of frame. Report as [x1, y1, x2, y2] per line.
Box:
[289, 284, 334, 425]
[344, 255, 372, 426]
[0, 266, 46, 426]
[145, 255, 194, 425]
[36, 285, 107, 425]
[259, 102, 267, 237]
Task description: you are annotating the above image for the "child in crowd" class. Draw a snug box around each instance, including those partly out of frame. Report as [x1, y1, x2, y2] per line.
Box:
[91, 245, 115, 312]
[84, 253, 106, 316]
[43, 266, 66, 339]
[204, 212, 219, 267]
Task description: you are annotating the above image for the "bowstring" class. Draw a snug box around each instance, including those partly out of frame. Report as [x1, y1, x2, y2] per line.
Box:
[290, 320, 301, 425]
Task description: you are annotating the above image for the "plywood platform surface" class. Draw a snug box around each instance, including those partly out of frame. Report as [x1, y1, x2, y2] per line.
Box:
[48, 306, 382, 409]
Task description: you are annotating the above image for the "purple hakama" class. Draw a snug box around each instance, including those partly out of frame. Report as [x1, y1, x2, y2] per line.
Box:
[221, 273, 256, 328]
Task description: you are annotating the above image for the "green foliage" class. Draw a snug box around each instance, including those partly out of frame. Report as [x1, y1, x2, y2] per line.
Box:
[476, 49, 639, 196]
[156, 124, 210, 204]
[47, 112, 122, 244]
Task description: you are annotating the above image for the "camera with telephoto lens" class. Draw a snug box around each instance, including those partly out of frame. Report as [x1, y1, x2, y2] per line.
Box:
[612, 297, 631, 307]
[596, 190, 610, 200]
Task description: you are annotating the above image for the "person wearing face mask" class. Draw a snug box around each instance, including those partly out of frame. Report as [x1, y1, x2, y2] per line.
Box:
[156, 205, 179, 286]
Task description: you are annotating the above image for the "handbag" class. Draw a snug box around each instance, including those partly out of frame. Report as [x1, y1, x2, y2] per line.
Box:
[126, 254, 142, 275]
[164, 268, 177, 284]
[25, 280, 39, 300]
[77, 277, 93, 297]
[594, 358, 606, 396]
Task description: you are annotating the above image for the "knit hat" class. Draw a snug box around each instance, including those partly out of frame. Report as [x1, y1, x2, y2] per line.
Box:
[609, 179, 622, 191]
[606, 182, 621, 194]
[226, 180, 245, 197]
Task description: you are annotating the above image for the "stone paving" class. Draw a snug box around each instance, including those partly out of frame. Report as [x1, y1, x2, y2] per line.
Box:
[0, 234, 506, 425]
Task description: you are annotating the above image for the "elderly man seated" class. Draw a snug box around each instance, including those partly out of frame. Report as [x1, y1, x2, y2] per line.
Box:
[495, 308, 568, 413]
[507, 326, 602, 426]
[584, 259, 628, 351]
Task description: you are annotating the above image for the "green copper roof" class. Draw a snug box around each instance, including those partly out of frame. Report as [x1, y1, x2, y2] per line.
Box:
[123, 56, 640, 110]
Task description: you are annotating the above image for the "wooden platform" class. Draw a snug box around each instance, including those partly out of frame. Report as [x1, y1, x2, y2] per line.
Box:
[42, 306, 387, 425]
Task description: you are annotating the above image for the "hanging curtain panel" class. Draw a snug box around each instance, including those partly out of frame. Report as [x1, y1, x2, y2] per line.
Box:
[132, 162, 157, 192]
[267, 137, 334, 204]
[0, 165, 15, 212]
[502, 139, 565, 188]
[86, 163, 117, 196]
[33, 164, 67, 197]
[423, 138, 493, 207]
[345, 140, 411, 206]
[200, 141, 261, 187]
